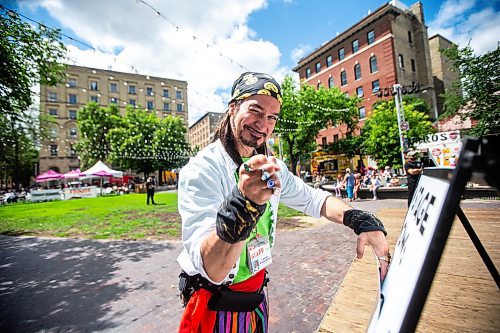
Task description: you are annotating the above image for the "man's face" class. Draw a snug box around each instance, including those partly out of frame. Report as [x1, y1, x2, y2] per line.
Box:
[229, 94, 280, 150]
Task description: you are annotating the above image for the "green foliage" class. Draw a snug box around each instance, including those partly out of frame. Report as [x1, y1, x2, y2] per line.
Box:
[441, 45, 500, 136]
[0, 6, 67, 117]
[0, 6, 67, 188]
[107, 106, 190, 176]
[277, 75, 359, 171]
[362, 98, 435, 169]
[75, 102, 122, 168]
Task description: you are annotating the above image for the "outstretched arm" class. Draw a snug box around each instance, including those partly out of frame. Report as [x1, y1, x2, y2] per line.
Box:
[320, 196, 391, 279]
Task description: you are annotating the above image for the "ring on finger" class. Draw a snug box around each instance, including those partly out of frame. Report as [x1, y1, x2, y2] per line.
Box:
[266, 179, 276, 189]
[377, 253, 392, 263]
[261, 170, 271, 181]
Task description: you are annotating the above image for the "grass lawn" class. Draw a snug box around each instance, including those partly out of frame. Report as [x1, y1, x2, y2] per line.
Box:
[0, 192, 306, 240]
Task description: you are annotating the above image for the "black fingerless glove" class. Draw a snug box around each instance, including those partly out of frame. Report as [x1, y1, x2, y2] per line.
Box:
[216, 185, 267, 244]
[343, 209, 387, 236]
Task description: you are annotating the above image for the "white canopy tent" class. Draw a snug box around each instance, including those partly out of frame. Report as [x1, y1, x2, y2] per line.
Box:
[82, 160, 123, 178]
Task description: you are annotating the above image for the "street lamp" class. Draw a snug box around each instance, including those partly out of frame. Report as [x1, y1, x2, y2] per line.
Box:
[393, 84, 408, 173]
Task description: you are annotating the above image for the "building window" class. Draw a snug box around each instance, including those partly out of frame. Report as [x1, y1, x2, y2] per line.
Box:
[367, 30, 375, 44]
[69, 128, 77, 138]
[328, 77, 334, 88]
[338, 48, 345, 61]
[333, 134, 339, 143]
[68, 94, 77, 104]
[163, 89, 169, 98]
[370, 56, 378, 73]
[317, 82, 322, 89]
[305, 68, 311, 79]
[354, 64, 362, 80]
[50, 126, 58, 138]
[49, 108, 58, 116]
[315, 61, 321, 73]
[110, 97, 118, 104]
[176, 90, 183, 99]
[408, 31, 413, 44]
[372, 80, 380, 93]
[341, 70, 347, 86]
[69, 145, 76, 158]
[147, 100, 154, 110]
[67, 78, 77, 88]
[128, 85, 136, 94]
[48, 92, 57, 102]
[359, 107, 366, 119]
[321, 137, 327, 145]
[129, 99, 136, 106]
[163, 103, 170, 111]
[110, 82, 118, 93]
[352, 39, 359, 53]
[90, 95, 99, 103]
[69, 110, 77, 120]
[356, 86, 364, 98]
[50, 145, 58, 157]
[411, 59, 416, 72]
[147, 87, 154, 96]
[398, 54, 405, 69]
[90, 81, 98, 91]
[177, 103, 183, 112]
[326, 55, 333, 67]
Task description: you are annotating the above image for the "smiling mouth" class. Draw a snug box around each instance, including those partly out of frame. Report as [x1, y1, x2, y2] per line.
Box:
[246, 126, 265, 138]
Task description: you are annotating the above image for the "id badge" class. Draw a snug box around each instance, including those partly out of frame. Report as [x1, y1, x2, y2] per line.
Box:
[247, 236, 272, 274]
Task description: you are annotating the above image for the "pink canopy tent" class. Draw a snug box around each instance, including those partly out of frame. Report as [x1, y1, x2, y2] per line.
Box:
[91, 170, 114, 195]
[62, 168, 85, 179]
[35, 169, 63, 182]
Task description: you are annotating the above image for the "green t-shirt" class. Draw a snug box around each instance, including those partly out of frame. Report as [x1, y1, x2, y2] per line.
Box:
[233, 158, 275, 284]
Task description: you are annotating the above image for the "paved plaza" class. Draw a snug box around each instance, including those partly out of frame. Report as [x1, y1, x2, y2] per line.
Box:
[0, 199, 498, 332]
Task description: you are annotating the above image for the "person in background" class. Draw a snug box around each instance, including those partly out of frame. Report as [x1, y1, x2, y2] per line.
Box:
[370, 174, 381, 200]
[176, 72, 390, 332]
[342, 168, 356, 202]
[146, 176, 156, 205]
[404, 150, 423, 206]
[382, 166, 392, 185]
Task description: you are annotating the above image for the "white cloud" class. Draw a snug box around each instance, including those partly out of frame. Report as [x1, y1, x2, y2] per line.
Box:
[428, 0, 500, 55]
[19, 0, 286, 125]
[290, 44, 313, 64]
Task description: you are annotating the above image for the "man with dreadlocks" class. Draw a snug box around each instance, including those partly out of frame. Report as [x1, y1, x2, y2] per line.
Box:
[177, 72, 390, 332]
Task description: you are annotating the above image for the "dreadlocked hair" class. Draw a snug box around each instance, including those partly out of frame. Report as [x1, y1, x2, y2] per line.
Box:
[212, 101, 266, 167]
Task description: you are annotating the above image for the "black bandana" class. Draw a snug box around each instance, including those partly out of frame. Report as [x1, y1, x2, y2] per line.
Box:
[230, 72, 282, 105]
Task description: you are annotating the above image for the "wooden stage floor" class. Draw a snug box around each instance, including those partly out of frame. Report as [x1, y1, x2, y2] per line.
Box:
[318, 207, 500, 333]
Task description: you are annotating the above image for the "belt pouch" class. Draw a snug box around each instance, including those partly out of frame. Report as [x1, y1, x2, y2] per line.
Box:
[208, 289, 264, 312]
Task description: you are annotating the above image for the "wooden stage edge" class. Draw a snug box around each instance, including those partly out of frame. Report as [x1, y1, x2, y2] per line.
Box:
[318, 208, 500, 333]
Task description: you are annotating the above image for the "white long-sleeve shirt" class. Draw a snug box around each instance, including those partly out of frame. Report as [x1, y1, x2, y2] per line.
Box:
[177, 139, 331, 284]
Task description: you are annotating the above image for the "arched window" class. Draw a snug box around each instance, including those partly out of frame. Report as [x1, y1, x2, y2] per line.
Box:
[354, 64, 362, 80]
[370, 56, 378, 73]
[328, 77, 334, 88]
[341, 70, 347, 86]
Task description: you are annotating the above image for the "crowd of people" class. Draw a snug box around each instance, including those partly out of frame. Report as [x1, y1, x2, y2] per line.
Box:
[311, 164, 405, 201]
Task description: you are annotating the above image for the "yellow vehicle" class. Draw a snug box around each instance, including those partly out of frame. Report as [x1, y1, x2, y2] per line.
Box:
[311, 151, 367, 180]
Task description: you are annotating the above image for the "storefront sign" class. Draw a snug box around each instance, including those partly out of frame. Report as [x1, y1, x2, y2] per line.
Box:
[377, 82, 421, 98]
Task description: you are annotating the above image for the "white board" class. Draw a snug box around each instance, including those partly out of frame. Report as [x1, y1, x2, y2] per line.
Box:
[368, 175, 450, 332]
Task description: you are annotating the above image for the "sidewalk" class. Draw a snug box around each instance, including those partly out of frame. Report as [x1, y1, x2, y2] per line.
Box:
[319, 201, 500, 332]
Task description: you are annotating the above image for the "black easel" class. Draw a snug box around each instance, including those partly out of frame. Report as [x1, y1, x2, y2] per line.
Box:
[401, 134, 500, 332]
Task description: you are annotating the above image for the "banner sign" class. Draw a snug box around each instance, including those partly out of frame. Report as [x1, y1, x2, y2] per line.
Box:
[368, 175, 450, 332]
[63, 186, 99, 200]
[30, 189, 63, 202]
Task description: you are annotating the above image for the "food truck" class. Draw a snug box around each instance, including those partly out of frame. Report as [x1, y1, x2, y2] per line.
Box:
[415, 131, 462, 167]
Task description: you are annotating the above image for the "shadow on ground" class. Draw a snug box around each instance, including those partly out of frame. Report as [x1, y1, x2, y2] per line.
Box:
[0, 236, 179, 332]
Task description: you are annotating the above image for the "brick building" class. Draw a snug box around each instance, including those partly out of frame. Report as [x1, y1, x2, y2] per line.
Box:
[188, 112, 224, 150]
[39, 65, 188, 174]
[294, 0, 452, 146]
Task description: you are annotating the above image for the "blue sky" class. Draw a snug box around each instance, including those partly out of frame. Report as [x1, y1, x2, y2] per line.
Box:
[7, 0, 499, 124]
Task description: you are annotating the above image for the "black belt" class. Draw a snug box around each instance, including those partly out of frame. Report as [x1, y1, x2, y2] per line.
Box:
[178, 271, 269, 312]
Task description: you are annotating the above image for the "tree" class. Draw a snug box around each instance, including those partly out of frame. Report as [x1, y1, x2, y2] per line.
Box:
[107, 107, 189, 178]
[362, 98, 435, 169]
[277, 75, 359, 173]
[0, 6, 67, 189]
[75, 102, 122, 168]
[441, 45, 500, 136]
